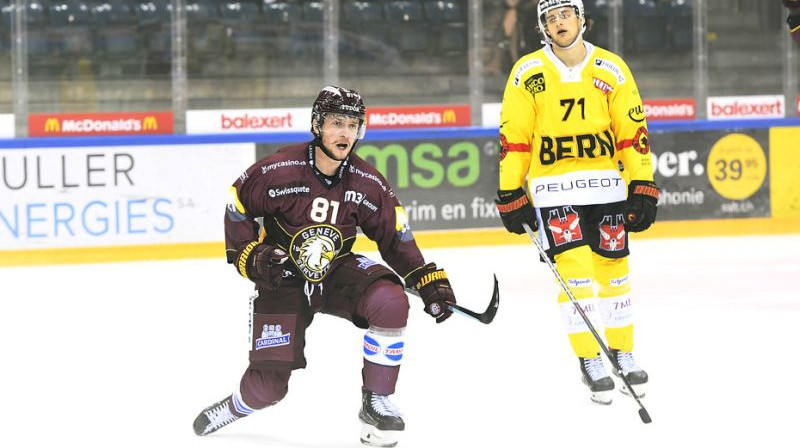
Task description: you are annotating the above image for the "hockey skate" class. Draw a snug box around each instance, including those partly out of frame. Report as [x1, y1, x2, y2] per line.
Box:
[609, 349, 648, 397]
[359, 390, 405, 447]
[193, 396, 241, 436]
[579, 355, 615, 405]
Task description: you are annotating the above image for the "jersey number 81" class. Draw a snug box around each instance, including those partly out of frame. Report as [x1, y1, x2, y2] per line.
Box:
[310, 197, 341, 224]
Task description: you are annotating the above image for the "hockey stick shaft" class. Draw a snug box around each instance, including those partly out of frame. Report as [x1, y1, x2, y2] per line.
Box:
[522, 224, 652, 424]
[405, 274, 500, 324]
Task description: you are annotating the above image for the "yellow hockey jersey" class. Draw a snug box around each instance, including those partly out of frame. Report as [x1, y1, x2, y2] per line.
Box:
[498, 42, 654, 208]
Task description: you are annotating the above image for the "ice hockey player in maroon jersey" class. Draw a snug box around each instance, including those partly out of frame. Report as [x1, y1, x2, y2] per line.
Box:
[192, 86, 458, 447]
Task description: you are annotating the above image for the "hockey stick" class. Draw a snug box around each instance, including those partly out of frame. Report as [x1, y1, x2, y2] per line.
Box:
[405, 274, 500, 324]
[522, 223, 652, 424]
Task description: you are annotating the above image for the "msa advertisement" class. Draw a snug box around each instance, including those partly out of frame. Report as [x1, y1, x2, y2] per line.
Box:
[0, 143, 255, 250]
[653, 129, 770, 220]
[354, 138, 500, 231]
[254, 137, 500, 231]
[186, 108, 311, 134]
[29, 112, 174, 136]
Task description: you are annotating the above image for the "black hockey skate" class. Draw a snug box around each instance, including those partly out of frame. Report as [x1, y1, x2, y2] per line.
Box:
[579, 355, 615, 405]
[609, 349, 648, 397]
[359, 390, 405, 447]
[193, 396, 241, 436]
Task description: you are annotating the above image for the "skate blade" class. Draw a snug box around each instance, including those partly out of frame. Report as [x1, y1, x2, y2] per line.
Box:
[360, 423, 401, 447]
[620, 382, 647, 398]
[590, 390, 613, 405]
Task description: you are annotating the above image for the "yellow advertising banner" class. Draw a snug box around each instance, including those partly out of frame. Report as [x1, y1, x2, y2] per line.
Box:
[769, 127, 800, 218]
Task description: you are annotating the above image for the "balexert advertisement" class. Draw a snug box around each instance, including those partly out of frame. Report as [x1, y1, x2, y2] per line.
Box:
[0, 144, 254, 250]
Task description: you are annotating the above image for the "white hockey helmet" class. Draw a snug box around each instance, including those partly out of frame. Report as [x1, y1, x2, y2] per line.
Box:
[537, 0, 586, 46]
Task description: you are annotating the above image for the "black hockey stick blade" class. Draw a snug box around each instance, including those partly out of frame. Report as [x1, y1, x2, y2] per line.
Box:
[448, 274, 500, 324]
[639, 408, 652, 424]
[405, 274, 500, 324]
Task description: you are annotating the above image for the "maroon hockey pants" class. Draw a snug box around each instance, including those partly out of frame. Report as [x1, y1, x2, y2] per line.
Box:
[240, 278, 409, 409]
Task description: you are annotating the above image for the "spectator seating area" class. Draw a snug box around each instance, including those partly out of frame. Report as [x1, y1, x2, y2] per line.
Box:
[584, 0, 693, 53]
[0, 0, 469, 79]
[0, 0, 788, 110]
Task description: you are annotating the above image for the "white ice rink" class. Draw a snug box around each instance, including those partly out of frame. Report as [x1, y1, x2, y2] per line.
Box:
[2, 233, 799, 448]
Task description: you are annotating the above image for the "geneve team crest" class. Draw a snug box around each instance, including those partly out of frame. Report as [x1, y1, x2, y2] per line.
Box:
[289, 224, 343, 282]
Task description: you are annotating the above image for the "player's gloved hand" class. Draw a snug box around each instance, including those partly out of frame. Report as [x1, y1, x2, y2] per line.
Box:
[406, 263, 456, 323]
[789, 10, 800, 45]
[625, 180, 660, 233]
[495, 188, 537, 234]
[249, 244, 289, 290]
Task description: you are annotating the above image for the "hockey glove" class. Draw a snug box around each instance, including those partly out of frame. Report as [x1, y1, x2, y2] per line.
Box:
[495, 188, 537, 234]
[625, 180, 660, 233]
[789, 10, 800, 45]
[248, 244, 289, 290]
[406, 263, 456, 323]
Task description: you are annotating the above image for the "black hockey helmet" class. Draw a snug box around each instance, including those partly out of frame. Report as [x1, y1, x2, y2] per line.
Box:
[311, 85, 367, 139]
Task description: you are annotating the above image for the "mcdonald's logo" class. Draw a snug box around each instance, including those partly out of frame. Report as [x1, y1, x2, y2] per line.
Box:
[142, 116, 158, 131]
[44, 118, 61, 132]
[442, 109, 457, 124]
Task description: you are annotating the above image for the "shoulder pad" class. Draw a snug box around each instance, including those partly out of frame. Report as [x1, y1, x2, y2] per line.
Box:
[512, 57, 544, 87]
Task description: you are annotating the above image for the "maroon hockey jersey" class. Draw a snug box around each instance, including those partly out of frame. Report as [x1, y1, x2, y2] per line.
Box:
[225, 142, 426, 283]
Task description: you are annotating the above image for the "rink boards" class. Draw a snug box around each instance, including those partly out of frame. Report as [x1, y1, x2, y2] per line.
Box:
[1, 120, 799, 266]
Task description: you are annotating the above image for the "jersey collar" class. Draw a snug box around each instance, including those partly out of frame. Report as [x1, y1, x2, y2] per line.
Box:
[307, 141, 349, 189]
[544, 41, 595, 82]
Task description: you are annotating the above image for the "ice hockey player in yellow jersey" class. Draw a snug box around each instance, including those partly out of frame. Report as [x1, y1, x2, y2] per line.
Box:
[494, 0, 660, 405]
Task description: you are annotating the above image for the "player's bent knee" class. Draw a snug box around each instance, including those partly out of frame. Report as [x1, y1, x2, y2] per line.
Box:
[360, 278, 409, 329]
[240, 368, 292, 409]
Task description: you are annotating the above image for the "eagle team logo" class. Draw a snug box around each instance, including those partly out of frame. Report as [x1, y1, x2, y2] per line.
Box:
[290, 224, 343, 282]
[548, 206, 583, 246]
[599, 214, 626, 251]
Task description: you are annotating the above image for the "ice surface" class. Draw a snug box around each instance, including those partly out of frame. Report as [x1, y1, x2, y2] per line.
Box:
[2, 234, 798, 448]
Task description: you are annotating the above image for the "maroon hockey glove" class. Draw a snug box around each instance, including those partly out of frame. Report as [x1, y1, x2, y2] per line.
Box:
[495, 188, 537, 234]
[785, 1, 800, 45]
[406, 263, 456, 323]
[789, 10, 800, 45]
[625, 180, 660, 233]
[248, 244, 289, 290]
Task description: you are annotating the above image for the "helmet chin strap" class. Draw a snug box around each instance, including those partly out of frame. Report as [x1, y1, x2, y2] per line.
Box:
[551, 24, 585, 50]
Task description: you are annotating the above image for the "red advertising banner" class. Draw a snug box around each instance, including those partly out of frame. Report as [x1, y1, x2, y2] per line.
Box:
[29, 111, 174, 137]
[643, 98, 696, 121]
[366, 105, 471, 129]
